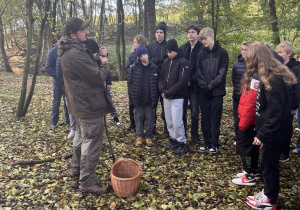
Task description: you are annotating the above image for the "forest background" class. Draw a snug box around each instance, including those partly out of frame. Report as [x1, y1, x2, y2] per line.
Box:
[0, 0, 300, 209]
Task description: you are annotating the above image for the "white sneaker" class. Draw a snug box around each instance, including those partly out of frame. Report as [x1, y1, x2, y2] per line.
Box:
[235, 170, 260, 180]
[232, 174, 256, 186]
[293, 148, 300, 153]
[67, 130, 75, 139]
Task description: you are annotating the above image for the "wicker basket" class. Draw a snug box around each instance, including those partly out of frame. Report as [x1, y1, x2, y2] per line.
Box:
[110, 158, 142, 197]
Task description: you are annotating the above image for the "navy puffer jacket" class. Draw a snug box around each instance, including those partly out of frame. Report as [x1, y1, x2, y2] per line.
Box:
[231, 55, 246, 101]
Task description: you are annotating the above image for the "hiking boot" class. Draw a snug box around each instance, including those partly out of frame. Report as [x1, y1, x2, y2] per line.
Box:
[80, 184, 110, 195]
[232, 174, 256, 186]
[135, 136, 142, 146]
[146, 138, 153, 147]
[247, 190, 276, 209]
[165, 139, 180, 150]
[192, 137, 201, 144]
[209, 147, 218, 154]
[67, 130, 75, 139]
[279, 154, 290, 163]
[199, 146, 210, 152]
[174, 143, 187, 155]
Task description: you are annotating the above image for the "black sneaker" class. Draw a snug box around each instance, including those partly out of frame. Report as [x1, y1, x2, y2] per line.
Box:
[174, 143, 187, 155]
[165, 139, 180, 150]
[127, 124, 136, 131]
[279, 154, 290, 163]
[199, 146, 210, 152]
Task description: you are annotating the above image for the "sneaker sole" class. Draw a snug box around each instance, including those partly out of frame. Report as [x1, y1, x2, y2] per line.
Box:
[246, 200, 260, 210]
[232, 179, 256, 186]
[279, 158, 290, 163]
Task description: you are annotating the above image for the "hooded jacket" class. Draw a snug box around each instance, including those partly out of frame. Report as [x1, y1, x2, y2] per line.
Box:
[158, 50, 190, 99]
[286, 58, 300, 110]
[57, 35, 114, 118]
[147, 40, 168, 70]
[255, 74, 292, 147]
[127, 59, 159, 108]
[179, 41, 204, 92]
[231, 55, 246, 101]
[196, 41, 229, 97]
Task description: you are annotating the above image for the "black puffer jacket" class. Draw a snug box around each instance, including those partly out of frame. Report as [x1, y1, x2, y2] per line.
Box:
[231, 55, 246, 101]
[196, 41, 229, 97]
[127, 59, 159, 108]
[147, 40, 168, 70]
[286, 58, 300, 110]
[180, 41, 204, 92]
[158, 50, 190, 99]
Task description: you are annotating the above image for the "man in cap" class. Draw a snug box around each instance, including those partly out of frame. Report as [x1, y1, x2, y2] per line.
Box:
[147, 22, 168, 134]
[58, 17, 114, 195]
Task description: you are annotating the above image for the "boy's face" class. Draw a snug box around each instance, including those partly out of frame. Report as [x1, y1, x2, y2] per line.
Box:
[241, 45, 249, 58]
[140, 54, 149, 63]
[277, 50, 291, 64]
[155, 29, 165, 42]
[166, 50, 177, 59]
[187, 29, 199, 42]
[201, 35, 214, 48]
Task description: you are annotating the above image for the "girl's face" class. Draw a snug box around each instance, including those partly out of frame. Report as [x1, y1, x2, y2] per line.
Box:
[241, 45, 248, 58]
[133, 39, 138, 50]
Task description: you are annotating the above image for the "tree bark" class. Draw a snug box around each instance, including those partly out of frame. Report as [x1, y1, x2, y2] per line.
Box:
[143, 0, 155, 42]
[22, 0, 50, 117]
[116, 0, 125, 80]
[269, 0, 280, 45]
[16, 0, 34, 119]
[80, 0, 88, 19]
[0, 16, 13, 72]
[99, 0, 105, 44]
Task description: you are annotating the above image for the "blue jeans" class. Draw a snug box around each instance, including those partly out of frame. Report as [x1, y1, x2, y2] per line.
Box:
[51, 82, 69, 126]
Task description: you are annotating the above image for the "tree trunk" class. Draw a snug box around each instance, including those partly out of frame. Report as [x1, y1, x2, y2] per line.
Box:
[269, 0, 280, 45]
[69, 0, 73, 17]
[80, 0, 88, 19]
[0, 16, 13, 73]
[16, 0, 34, 119]
[143, 0, 155, 42]
[137, 0, 142, 34]
[51, 0, 57, 45]
[99, 0, 105, 44]
[23, 0, 50, 117]
[116, 0, 125, 80]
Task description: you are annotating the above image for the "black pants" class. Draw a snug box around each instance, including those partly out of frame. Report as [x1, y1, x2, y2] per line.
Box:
[199, 95, 223, 148]
[280, 115, 293, 156]
[232, 98, 239, 137]
[129, 103, 135, 127]
[261, 145, 282, 204]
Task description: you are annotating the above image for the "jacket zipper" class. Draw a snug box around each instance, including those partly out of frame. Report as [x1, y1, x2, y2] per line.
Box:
[167, 60, 173, 83]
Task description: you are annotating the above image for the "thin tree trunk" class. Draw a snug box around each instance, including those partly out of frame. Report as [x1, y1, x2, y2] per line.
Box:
[120, 0, 126, 80]
[147, 0, 155, 42]
[22, 0, 50, 117]
[143, 0, 148, 40]
[116, 0, 123, 80]
[0, 16, 13, 72]
[16, 0, 34, 119]
[51, 0, 57, 45]
[99, 0, 105, 44]
[269, 0, 280, 45]
[69, 0, 73, 17]
[80, 0, 87, 19]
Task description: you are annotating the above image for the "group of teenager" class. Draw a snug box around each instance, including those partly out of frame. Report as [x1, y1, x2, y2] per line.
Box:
[126, 22, 300, 209]
[44, 16, 299, 209]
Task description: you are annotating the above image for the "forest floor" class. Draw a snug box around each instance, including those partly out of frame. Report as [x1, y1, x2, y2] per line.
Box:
[0, 71, 300, 209]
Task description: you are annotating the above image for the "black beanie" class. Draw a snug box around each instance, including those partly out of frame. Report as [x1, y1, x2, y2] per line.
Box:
[166, 39, 179, 52]
[136, 45, 149, 58]
[155, 22, 167, 39]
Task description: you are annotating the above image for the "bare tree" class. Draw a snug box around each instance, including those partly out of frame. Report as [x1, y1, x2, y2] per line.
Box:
[16, 0, 34, 119]
[269, 0, 280, 45]
[0, 1, 13, 72]
[116, 0, 126, 80]
[143, 0, 155, 42]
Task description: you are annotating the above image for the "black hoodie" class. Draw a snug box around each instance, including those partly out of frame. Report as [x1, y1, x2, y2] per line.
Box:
[286, 58, 300, 109]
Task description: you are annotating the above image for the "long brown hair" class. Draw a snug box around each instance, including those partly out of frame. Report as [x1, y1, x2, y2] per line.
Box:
[241, 42, 296, 92]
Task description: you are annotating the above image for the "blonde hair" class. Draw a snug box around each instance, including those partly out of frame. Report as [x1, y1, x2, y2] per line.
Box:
[199, 27, 214, 39]
[242, 41, 253, 47]
[275, 41, 295, 58]
[131, 35, 147, 53]
[242, 42, 296, 92]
